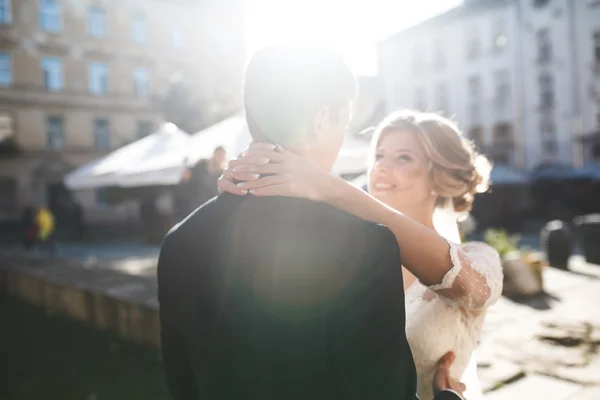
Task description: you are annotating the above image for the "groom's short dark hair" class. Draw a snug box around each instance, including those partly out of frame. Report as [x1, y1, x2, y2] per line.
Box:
[244, 41, 357, 145]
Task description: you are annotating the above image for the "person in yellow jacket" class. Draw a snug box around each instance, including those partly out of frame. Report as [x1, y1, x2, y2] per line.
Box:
[35, 206, 56, 253]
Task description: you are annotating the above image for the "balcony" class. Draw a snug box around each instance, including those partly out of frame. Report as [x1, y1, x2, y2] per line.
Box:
[0, 84, 157, 113]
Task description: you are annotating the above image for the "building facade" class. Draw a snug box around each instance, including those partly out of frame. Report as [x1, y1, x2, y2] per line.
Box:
[378, 0, 600, 170]
[0, 0, 245, 221]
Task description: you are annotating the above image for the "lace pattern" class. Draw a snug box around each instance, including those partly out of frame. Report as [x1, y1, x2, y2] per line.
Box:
[426, 241, 503, 310]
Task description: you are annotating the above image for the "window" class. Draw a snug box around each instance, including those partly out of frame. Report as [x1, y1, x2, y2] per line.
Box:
[88, 63, 108, 95]
[537, 28, 552, 63]
[0, 0, 11, 24]
[594, 31, 600, 64]
[468, 127, 484, 149]
[493, 123, 515, 165]
[592, 142, 600, 162]
[542, 139, 558, 156]
[88, 7, 106, 38]
[171, 26, 185, 49]
[436, 83, 448, 113]
[0, 112, 14, 142]
[539, 73, 554, 109]
[136, 120, 153, 138]
[0, 52, 11, 86]
[468, 75, 481, 98]
[494, 123, 513, 142]
[0, 177, 17, 212]
[412, 44, 424, 73]
[133, 67, 150, 97]
[42, 57, 63, 91]
[46, 116, 64, 149]
[466, 27, 481, 59]
[433, 38, 445, 69]
[93, 118, 110, 149]
[40, 0, 62, 32]
[414, 87, 426, 110]
[469, 103, 481, 122]
[492, 19, 508, 53]
[494, 69, 510, 106]
[540, 115, 555, 134]
[131, 15, 148, 44]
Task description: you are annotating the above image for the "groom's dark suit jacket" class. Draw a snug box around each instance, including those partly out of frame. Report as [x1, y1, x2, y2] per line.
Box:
[158, 194, 460, 400]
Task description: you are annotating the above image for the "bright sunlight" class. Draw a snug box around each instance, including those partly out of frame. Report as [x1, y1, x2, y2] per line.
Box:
[245, 0, 463, 75]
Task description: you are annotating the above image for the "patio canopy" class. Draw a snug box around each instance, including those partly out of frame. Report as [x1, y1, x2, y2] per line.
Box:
[64, 123, 190, 190]
[65, 115, 371, 191]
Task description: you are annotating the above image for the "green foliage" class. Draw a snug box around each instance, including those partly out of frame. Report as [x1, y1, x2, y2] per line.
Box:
[484, 228, 520, 257]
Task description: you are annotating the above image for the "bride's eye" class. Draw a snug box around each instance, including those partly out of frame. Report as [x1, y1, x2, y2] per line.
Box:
[374, 154, 384, 161]
[396, 154, 413, 162]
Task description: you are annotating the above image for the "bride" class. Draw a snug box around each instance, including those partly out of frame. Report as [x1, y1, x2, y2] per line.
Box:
[218, 110, 503, 400]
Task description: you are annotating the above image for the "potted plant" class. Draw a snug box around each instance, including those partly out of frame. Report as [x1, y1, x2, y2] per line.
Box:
[484, 229, 544, 296]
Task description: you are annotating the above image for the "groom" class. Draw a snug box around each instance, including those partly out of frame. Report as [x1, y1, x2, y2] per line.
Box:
[157, 42, 463, 400]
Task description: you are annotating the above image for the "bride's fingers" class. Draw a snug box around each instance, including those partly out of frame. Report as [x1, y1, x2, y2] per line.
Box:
[249, 184, 288, 197]
[228, 156, 270, 169]
[218, 177, 247, 195]
[237, 174, 285, 190]
[239, 149, 287, 163]
[249, 142, 277, 151]
[458, 383, 467, 392]
[232, 162, 286, 176]
[230, 171, 260, 182]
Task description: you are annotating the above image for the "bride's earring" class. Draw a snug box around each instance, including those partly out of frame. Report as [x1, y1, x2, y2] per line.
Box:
[430, 190, 437, 197]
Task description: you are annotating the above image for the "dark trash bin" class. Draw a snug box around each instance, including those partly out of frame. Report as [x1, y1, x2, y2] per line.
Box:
[575, 214, 600, 265]
[541, 220, 573, 270]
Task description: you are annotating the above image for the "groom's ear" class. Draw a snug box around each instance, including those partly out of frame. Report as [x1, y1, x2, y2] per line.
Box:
[310, 106, 331, 144]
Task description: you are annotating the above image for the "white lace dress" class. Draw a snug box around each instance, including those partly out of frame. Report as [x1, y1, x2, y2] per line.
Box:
[405, 241, 503, 400]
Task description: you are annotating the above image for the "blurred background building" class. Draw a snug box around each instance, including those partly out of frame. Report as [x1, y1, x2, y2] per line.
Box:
[378, 0, 600, 170]
[0, 0, 245, 222]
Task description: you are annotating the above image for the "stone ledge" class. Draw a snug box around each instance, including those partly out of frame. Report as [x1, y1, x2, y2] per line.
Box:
[0, 255, 160, 348]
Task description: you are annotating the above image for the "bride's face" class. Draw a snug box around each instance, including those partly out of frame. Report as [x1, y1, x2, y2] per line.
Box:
[368, 130, 434, 213]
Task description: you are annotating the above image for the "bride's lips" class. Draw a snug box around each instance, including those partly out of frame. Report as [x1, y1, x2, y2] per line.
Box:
[371, 179, 397, 191]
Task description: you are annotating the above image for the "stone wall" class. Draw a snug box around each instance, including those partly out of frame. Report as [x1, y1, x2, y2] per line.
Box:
[0, 255, 161, 348]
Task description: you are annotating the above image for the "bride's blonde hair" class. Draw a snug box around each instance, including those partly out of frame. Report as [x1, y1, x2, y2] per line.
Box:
[370, 110, 491, 213]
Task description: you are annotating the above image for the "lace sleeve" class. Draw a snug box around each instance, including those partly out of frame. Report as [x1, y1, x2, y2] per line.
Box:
[427, 241, 503, 310]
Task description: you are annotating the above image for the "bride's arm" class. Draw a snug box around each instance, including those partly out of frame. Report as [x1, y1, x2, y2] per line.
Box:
[323, 178, 502, 310]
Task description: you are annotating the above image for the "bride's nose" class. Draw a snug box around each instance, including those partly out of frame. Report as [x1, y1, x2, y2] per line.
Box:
[373, 156, 393, 174]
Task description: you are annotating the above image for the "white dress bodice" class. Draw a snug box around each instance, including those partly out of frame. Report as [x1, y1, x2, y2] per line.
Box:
[404, 241, 503, 400]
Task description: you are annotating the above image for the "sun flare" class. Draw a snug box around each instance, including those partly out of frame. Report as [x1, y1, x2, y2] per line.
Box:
[244, 0, 463, 75]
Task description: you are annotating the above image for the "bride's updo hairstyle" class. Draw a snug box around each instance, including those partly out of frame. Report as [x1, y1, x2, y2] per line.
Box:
[370, 110, 491, 213]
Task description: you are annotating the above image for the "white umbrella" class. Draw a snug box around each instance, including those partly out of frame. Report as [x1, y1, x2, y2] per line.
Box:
[187, 114, 251, 165]
[64, 123, 190, 190]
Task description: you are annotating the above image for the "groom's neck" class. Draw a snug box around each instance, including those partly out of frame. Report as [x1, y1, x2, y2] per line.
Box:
[283, 143, 333, 172]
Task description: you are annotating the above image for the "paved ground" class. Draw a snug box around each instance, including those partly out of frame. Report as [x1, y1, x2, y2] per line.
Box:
[479, 255, 600, 399]
[2, 235, 600, 399]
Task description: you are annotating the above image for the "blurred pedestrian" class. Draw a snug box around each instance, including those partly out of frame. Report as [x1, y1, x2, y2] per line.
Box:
[175, 146, 227, 218]
[35, 206, 56, 254]
[21, 206, 37, 250]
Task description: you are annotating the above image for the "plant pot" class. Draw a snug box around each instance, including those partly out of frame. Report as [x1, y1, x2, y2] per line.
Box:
[540, 220, 573, 270]
[575, 214, 600, 266]
[502, 251, 542, 297]
[524, 251, 546, 290]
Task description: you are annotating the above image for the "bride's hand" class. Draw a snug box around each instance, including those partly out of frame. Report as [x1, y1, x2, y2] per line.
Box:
[217, 142, 336, 203]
